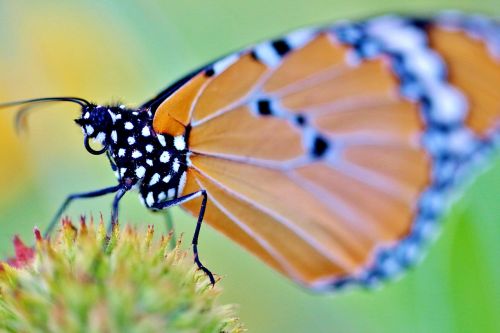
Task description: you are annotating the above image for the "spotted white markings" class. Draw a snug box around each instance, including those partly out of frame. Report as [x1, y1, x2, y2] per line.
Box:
[94, 132, 106, 144]
[85, 125, 94, 135]
[111, 130, 118, 143]
[108, 110, 118, 123]
[178, 171, 187, 196]
[149, 173, 160, 186]
[250, 96, 331, 159]
[146, 192, 155, 207]
[142, 126, 151, 137]
[306, 14, 484, 291]
[172, 158, 180, 172]
[158, 192, 167, 201]
[162, 175, 171, 183]
[252, 27, 316, 68]
[159, 151, 170, 163]
[145, 144, 154, 153]
[127, 136, 136, 145]
[436, 11, 500, 59]
[124, 122, 134, 130]
[118, 148, 126, 157]
[167, 188, 176, 199]
[135, 166, 146, 178]
[131, 150, 142, 159]
[157, 134, 166, 146]
[210, 53, 239, 76]
[174, 135, 186, 150]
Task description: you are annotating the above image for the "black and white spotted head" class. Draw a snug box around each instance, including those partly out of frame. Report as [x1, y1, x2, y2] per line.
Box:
[75, 104, 116, 145]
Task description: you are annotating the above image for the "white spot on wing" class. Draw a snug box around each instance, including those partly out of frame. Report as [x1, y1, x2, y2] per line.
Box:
[128, 136, 135, 145]
[162, 175, 171, 183]
[167, 188, 176, 199]
[213, 53, 239, 74]
[145, 144, 154, 153]
[118, 148, 126, 157]
[85, 125, 94, 135]
[285, 28, 315, 48]
[142, 126, 151, 137]
[124, 122, 134, 130]
[254, 42, 281, 68]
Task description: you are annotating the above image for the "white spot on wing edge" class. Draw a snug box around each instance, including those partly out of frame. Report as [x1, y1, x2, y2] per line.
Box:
[254, 42, 281, 68]
[212, 53, 239, 74]
[285, 27, 316, 49]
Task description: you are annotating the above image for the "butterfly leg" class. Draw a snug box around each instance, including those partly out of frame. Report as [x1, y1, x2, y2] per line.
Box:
[45, 184, 123, 237]
[151, 190, 215, 286]
[108, 186, 129, 236]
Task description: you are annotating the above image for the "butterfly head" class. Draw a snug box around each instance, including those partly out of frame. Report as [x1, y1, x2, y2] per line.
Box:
[75, 104, 118, 153]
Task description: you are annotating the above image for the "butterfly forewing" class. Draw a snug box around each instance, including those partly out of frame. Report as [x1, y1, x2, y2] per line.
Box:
[151, 13, 500, 290]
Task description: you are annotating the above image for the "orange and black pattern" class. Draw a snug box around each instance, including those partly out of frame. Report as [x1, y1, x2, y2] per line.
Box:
[146, 12, 500, 290]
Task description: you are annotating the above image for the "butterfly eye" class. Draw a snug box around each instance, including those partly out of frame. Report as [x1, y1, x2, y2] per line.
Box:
[84, 135, 107, 155]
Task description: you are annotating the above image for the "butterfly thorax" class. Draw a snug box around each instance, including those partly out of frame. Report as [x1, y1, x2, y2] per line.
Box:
[76, 105, 189, 209]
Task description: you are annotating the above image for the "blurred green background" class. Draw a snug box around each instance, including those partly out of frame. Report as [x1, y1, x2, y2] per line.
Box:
[0, 1, 499, 332]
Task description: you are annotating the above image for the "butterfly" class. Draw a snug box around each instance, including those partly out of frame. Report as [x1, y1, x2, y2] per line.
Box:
[1, 11, 499, 291]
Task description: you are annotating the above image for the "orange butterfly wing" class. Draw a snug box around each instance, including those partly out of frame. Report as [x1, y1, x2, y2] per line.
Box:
[151, 14, 500, 290]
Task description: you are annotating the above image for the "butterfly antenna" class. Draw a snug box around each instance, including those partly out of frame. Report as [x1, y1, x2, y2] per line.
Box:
[0, 97, 91, 134]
